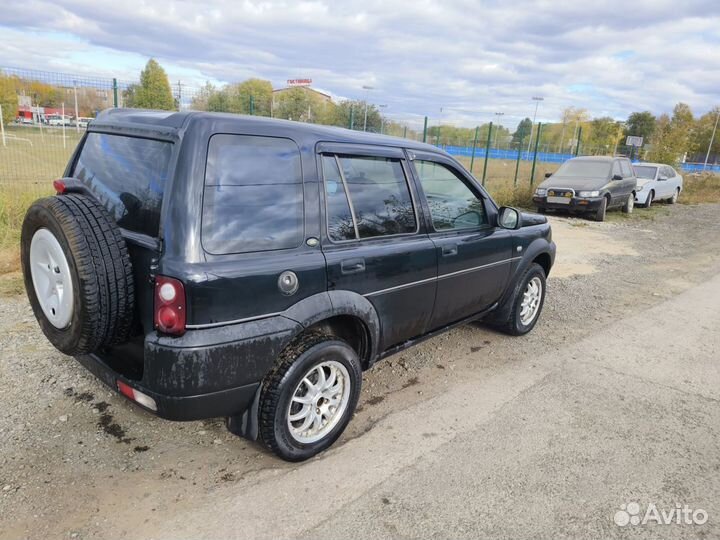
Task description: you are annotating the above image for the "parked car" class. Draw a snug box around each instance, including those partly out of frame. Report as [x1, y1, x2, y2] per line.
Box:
[21, 109, 555, 461]
[533, 156, 637, 221]
[73, 116, 93, 128]
[47, 114, 72, 127]
[633, 163, 683, 207]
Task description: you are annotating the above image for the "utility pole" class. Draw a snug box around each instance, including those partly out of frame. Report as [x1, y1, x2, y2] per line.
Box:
[0, 104, 5, 147]
[527, 96, 543, 154]
[703, 108, 720, 171]
[73, 81, 79, 133]
[494, 112, 504, 148]
[177, 81, 183, 111]
[362, 85, 373, 131]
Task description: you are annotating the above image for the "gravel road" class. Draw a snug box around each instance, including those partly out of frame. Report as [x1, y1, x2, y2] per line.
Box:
[1, 202, 719, 539]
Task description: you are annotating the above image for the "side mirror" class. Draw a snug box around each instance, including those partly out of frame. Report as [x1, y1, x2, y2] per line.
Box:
[658, 176, 668, 181]
[612, 174, 623, 181]
[498, 207, 521, 230]
[544, 172, 552, 178]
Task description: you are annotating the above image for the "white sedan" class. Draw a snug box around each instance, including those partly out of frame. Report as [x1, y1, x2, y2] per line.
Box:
[633, 163, 683, 208]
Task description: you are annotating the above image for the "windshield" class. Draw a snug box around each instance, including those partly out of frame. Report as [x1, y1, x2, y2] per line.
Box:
[633, 166, 657, 179]
[555, 160, 611, 178]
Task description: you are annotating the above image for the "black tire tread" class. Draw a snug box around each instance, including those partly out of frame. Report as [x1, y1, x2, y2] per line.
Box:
[22, 194, 134, 354]
[492, 262, 546, 336]
[258, 331, 339, 458]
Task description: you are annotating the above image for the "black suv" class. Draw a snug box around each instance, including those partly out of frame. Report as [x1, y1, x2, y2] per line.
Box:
[21, 110, 555, 461]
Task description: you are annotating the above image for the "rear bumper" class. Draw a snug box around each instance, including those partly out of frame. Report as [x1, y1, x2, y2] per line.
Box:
[533, 196, 604, 212]
[77, 314, 302, 421]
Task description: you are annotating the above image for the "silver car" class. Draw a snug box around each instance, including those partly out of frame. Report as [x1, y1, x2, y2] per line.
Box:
[633, 163, 683, 207]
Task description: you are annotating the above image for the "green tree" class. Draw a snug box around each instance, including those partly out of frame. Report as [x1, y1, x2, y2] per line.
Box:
[691, 107, 720, 163]
[133, 59, 175, 110]
[190, 82, 218, 111]
[230, 79, 273, 115]
[647, 103, 696, 165]
[512, 118, 532, 143]
[0, 74, 17, 126]
[625, 111, 656, 141]
[587, 117, 623, 154]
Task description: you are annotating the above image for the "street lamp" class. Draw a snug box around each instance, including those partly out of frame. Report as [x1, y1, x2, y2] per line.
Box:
[527, 96, 544, 154]
[494, 112, 504, 148]
[378, 104, 388, 134]
[703, 108, 720, 171]
[362, 85, 374, 131]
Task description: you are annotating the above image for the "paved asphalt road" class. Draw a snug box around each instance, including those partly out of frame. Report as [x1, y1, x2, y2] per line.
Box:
[152, 272, 720, 539]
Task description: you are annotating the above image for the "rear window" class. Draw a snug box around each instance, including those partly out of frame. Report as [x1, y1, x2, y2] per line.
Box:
[72, 133, 172, 237]
[201, 134, 303, 254]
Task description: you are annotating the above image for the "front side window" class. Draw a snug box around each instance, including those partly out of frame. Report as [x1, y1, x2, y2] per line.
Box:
[620, 160, 633, 177]
[414, 160, 487, 231]
[323, 154, 416, 240]
[612, 161, 623, 178]
[202, 134, 303, 254]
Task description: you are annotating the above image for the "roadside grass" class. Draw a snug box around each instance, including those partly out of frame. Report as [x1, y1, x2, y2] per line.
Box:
[679, 172, 720, 205]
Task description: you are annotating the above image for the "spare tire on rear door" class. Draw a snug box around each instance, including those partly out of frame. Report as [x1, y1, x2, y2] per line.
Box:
[21, 194, 135, 355]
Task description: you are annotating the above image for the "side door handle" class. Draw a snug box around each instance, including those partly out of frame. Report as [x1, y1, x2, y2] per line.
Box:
[441, 245, 458, 257]
[341, 258, 365, 275]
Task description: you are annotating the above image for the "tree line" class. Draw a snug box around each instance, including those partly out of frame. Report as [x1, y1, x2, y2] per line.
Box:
[511, 104, 719, 166]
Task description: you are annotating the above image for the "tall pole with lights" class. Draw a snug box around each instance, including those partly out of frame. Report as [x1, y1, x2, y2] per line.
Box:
[494, 112, 504, 148]
[703, 108, 720, 171]
[362, 85, 373, 131]
[526, 96, 544, 154]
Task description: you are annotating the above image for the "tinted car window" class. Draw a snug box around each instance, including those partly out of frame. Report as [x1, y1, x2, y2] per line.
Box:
[556, 160, 612, 178]
[202, 134, 303, 254]
[633, 166, 657, 179]
[620, 160, 633, 177]
[73, 133, 172, 236]
[414, 160, 487, 231]
[336, 156, 416, 239]
[322, 155, 356, 241]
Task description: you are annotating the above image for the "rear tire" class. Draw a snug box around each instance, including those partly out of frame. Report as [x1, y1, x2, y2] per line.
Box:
[21, 195, 134, 355]
[258, 332, 362, 462]
[593, 196, 607, 222]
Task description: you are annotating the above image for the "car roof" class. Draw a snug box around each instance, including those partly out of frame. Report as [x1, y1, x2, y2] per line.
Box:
[568, 156, 619, 162]
[92, 108, 445, 154]
[633, 162, 667, 168]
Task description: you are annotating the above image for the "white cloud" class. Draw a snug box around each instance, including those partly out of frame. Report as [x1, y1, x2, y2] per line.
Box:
[1, 0, 718, 128]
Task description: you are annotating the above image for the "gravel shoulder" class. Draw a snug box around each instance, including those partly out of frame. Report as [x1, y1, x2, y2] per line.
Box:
[1, 203, 720, 539]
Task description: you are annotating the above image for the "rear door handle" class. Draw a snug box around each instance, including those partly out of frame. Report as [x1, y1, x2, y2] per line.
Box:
[441, 245, 458, 257]
[341, 258, 365, 275]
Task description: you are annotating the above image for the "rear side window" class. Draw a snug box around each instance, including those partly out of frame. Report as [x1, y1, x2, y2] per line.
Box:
[202, 134, 303, 254]
[322, 155, 416, 240]
[72, 133, 172, 237]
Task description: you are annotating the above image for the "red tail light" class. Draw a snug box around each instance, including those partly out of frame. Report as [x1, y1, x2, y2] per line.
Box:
[53, 179, 66, 194]
[154, 276, 186, 336]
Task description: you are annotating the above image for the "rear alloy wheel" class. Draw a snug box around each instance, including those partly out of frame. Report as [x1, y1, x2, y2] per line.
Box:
[670, 188, 680, 204]
[622, 194, 634, 214]
[644, 190, 654, 208]
[258, 332, 362, 461]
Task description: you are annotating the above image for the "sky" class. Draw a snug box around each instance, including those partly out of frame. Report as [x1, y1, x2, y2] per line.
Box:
[1, 0, 719, 130]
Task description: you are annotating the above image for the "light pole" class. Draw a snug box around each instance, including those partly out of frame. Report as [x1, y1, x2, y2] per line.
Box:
[73, 80, 80, 134]
[362, 85, 373, 131]
[527, 96, 544, 154]
[378, 104, 388, 134]
[494, 112, 504, 148]
[703, 108, 720, 171]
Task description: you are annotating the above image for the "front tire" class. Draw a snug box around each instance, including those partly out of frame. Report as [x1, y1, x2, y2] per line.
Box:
[644, 190, 654, 208]
[593, 196, 608, 222]
[258, 332, 362, 461]
[622, 194, 634, 213]
[492, 263, 547, 336]
[669, 188, 680, 204]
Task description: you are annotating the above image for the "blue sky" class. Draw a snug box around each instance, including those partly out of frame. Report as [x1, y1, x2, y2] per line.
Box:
[1, 0, 718, 130]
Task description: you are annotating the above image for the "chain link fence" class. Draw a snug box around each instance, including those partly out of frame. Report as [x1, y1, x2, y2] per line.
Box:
[1, 66, 717, 191]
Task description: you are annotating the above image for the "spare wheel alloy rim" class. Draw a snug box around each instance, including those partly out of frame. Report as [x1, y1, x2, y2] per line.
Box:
[30, 228, 74, 329]
[287, 360, 351, 444]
